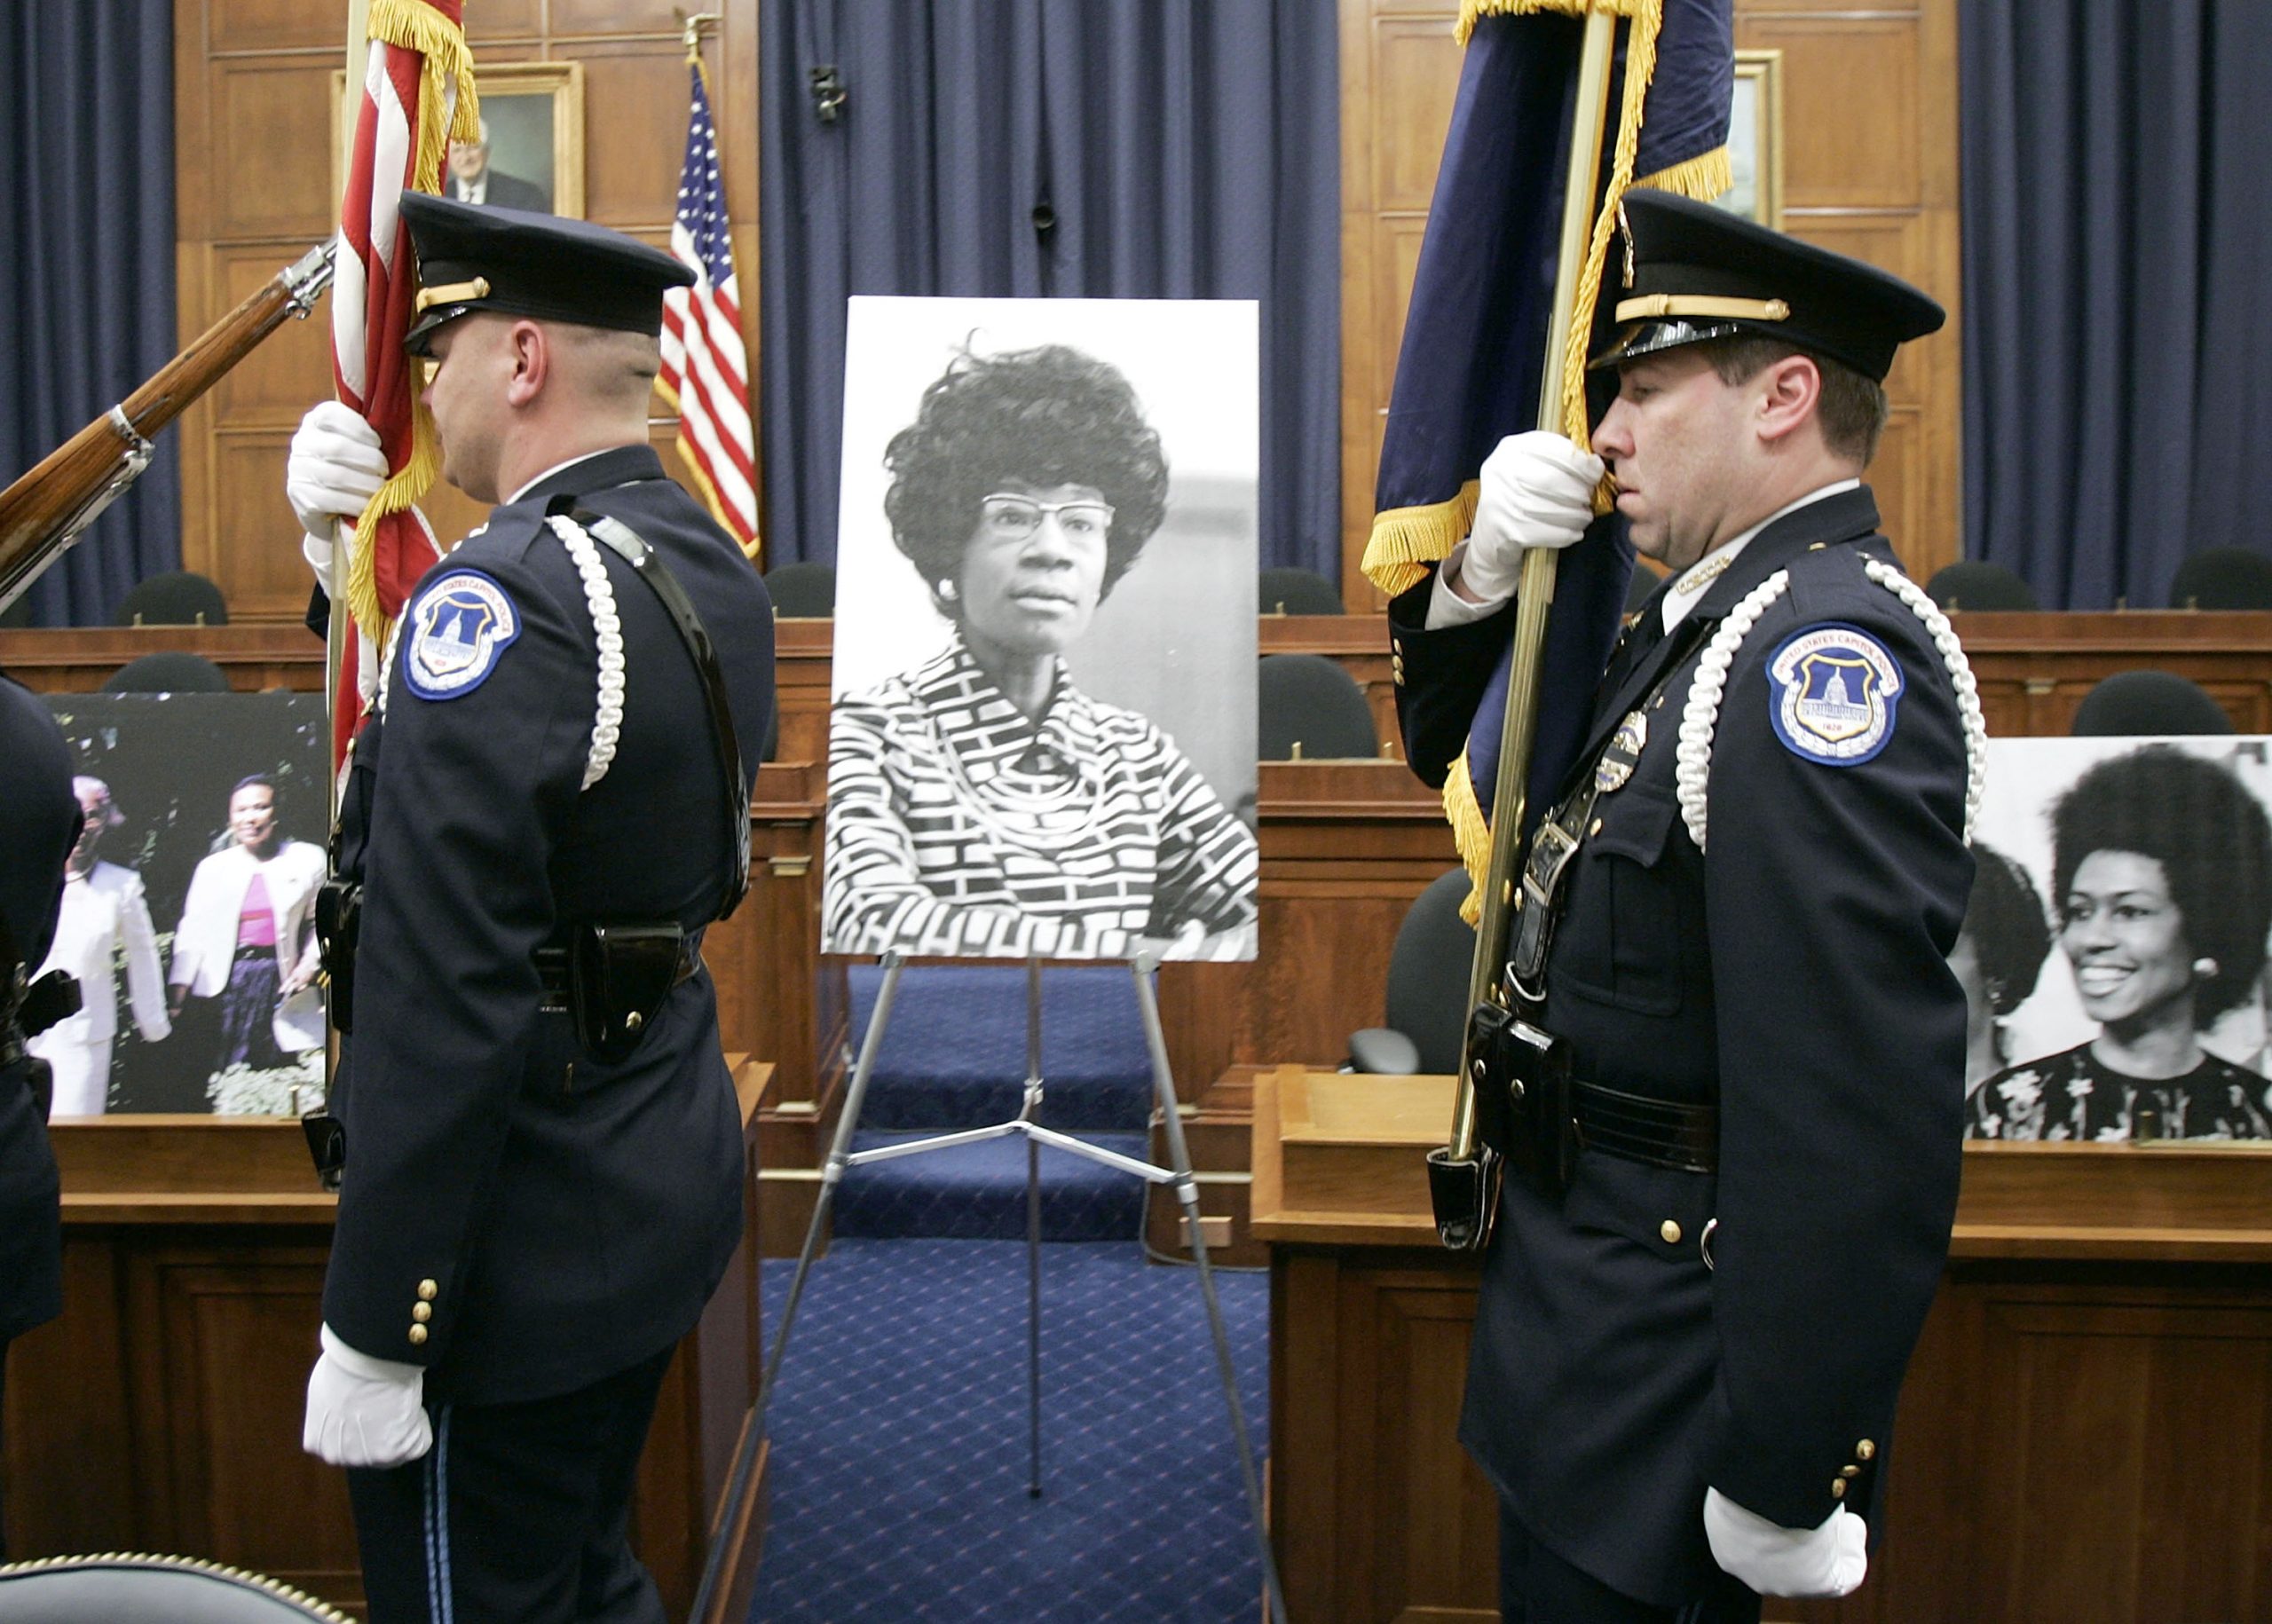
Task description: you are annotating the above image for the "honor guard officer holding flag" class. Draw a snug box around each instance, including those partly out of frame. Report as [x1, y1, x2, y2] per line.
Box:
[1392, 191, 1982, 1620]
[284, 194, 775, 1623]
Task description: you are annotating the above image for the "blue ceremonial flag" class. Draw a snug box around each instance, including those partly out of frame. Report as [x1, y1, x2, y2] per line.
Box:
[1367, 0, 1733, 891]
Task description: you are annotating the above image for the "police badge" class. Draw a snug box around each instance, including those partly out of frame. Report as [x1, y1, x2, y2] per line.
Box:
[1594, 710, 1649, 792]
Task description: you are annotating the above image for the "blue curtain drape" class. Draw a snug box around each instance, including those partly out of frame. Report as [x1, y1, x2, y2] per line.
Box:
[759, 0, 1340, 578]
[0, 1, 180, 628]
[1960, 3, 2272, 610]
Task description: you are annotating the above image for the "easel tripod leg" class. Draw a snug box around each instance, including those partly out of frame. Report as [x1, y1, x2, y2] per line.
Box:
[1129, 960, 1290, 1624]
[1024, 956, 1045, 1499]
[690, 952, 907, 1621]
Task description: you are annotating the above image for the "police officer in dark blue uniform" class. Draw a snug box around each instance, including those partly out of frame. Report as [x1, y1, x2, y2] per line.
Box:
[285, 194, 775, 1622]
[1392, 191, 1981, 1620]
[0, 667, 80, 1558]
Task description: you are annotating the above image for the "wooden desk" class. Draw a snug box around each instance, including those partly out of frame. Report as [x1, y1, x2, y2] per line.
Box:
[1251, 1069, 2272, 1623]
[11, 610, 2272, 740]
[0, 622, 327, 693]
[1, 1063, 774, 1623]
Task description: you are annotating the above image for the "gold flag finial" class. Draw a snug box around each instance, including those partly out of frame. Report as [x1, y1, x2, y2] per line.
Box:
[675, 9, 720, 65]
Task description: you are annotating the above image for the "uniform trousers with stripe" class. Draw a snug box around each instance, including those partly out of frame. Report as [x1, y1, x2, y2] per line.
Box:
[1500, 1502, 1762, 1624]
[346, 1345, 676, 1624]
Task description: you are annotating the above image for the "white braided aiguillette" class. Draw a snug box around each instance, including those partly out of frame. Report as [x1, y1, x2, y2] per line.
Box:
[1673, 559, 1990, 853]
[1676, 570, 1791, 850]
[1864, 558, 1988, 840]
[546, 513, 626, 790]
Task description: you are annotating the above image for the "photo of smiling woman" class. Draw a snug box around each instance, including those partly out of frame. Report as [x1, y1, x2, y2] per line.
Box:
[1968, 745, 2272, 1140]
[823, 311, 1260, 963]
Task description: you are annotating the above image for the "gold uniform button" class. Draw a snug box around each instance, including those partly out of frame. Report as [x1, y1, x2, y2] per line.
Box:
[407, 1324, 430, 1346]
[1857, 1439, 1876, 1461]
[1841, 1465, 1859, 1478]
[1659, 1219, 1682, 1245]
[1829, 1478, 1846, 1499]
[417, 1279, 438, 1302]
[412, 1303, 432, 1323]
[1392, 638, 1403, 655]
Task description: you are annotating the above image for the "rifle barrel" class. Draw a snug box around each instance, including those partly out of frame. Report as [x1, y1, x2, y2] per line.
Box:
[0, 240, 332, 611]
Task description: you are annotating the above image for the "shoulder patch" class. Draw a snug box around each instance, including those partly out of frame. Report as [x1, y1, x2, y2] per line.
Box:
[1765, 622, 1903, 765]
[402, 569, 521, 700]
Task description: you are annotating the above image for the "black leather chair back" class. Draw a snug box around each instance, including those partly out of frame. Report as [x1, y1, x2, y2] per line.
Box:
[1258, 654, 1377, 761]
[1258, 567, 1343, 616]
[100, 651, 233, 694]
[2166, 547, 2272, 610]
[2070, 669, 2234, 736]
[114, 572, 230, 627]
[1925, 560, 2039, 611]
[763, 560, 837, 619]
[1384, 869, 1477, 1076]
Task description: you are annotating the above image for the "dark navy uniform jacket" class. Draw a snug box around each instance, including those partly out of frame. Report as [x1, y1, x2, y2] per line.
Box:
[0, 674, 77, 1344]
[323, 445, 775, 1405]
[1391, 486, 1971, 1607]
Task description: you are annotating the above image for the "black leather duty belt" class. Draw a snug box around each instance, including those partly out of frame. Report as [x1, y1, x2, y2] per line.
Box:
[534, 934, 703, 1013]
[1569, 1079, 1717, 1174]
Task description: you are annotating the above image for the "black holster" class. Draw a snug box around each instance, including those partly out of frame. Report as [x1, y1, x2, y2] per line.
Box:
[314, 878, 360, 1037]
[569, 922, 686, 1064]
[1466, 1002, 1575, 1201]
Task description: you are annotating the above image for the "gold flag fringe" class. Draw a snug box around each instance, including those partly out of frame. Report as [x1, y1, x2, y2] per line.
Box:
[345, 0, 481, 659]
[1361, 482, 1479, 596]
[1441, 749, 1495, 925]
[1635, 144, 1732, 202]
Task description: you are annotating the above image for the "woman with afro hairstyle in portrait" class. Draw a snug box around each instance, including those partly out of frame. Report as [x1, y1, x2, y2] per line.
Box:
[823, 343, 1257, 962]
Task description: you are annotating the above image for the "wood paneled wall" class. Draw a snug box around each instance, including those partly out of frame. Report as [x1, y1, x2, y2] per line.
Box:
[170, 0, 760, 623]
[1337, 0, 1965, 603]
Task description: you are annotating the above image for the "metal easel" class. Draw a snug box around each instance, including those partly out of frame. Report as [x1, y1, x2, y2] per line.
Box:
[692, 950, 1287, 1624]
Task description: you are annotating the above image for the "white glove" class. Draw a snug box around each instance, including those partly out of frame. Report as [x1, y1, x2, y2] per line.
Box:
[303, 1323, 432, 1468]
[287, 401, 389, 541]
[1453, 430, 1605, 602]
[1703, 1487, 1867, 1598]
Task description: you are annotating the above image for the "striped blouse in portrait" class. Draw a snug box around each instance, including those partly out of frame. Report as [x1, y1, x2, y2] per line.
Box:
[824, 637, 1258, 960]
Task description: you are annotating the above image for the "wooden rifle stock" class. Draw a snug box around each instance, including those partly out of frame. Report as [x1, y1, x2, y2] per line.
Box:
[0, 240, 334, 611]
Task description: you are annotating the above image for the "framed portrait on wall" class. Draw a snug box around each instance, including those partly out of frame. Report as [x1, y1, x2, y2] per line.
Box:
[332, 59, 586, 218]
[1717, 49, 1784, 230]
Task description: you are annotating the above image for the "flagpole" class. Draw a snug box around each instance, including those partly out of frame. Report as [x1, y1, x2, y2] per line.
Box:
[1440, 10, 1619, 1202]
[327, 0, 369, 819]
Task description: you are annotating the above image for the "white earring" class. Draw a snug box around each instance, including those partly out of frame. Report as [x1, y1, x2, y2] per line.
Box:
[2193, 956, 2220, 980]
[936, 579, 958, 603]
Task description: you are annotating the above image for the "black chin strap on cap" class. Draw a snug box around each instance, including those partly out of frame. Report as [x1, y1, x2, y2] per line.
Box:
[548, 496, 752, 918]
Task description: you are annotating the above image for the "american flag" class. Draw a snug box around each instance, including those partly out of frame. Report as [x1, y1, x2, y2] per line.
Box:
[329, 0, 477, 768]
[659, 62, 760, 557]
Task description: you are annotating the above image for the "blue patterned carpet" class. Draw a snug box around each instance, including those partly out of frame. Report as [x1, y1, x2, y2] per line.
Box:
[750, 1239, 1269, 1622]
[846, 966, 1156, 1132]
[835, 1131, 1152, 1242]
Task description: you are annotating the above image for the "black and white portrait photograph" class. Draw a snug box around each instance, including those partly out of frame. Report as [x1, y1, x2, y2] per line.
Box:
[822, 296, 1261, 963]
[1959, 735, 2272, 1141]
[30, 693, 330, 1117]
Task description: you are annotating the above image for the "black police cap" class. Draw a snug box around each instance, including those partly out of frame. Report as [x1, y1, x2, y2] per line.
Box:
[1590, 188, 1944, 382]
[399, 191, 694, 356]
